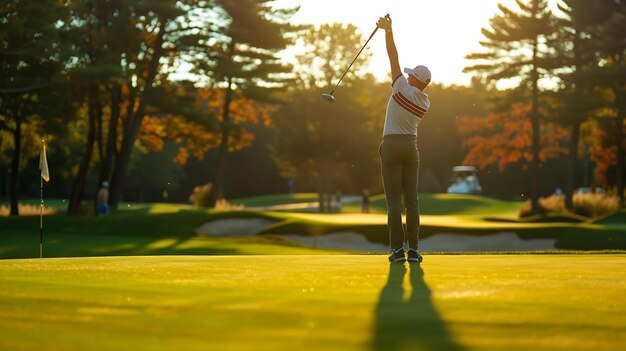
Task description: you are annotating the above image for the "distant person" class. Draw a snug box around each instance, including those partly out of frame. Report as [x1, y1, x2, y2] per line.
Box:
[362, 188, 370, 213]
[287, 179, 294, 194]
[554, 187, 563, 196]
[335, 190, 343, 213]
[377, 15, 430, 263]
[97, 181, 110, 216]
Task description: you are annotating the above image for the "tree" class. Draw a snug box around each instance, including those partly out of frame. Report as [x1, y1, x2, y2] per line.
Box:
[0, 0, 70, 215]
[593, 1, 626, 206]
[206, 0, 299, 206]
[465, 0, 559, 214]
[458, 104, 569, 174]
[59, 0, 143, 213]
[270, 23, 378, 212]
[552, 0, 614, 209]
[294, 23, 371, 90]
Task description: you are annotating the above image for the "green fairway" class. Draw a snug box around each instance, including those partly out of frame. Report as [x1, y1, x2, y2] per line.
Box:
[2, 202, 626, 259]
[2, 196, 625, 259]
[1, 254, 625, 350]
[230, 193, 319, 207]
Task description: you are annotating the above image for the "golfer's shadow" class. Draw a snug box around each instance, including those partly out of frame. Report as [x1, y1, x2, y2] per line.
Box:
[372, 263, 463, 351]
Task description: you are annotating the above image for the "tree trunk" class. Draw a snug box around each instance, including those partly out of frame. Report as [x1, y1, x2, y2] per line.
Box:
[68, 84, 98, 215]
[209, 76, 234, 207]
[96, 83, 121, 211]
[109, 131, 132, 210]
[9, 112, 21, 216]
[565, 120, 581, 210]
[565, 28, 583, 211]
[95, 88, 104, 161]
[616, 114, 624, 207]
[530, 70, 541, 214]
[109, 19, 166, 210]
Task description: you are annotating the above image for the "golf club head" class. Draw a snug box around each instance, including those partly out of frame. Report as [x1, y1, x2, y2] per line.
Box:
[321, 93, 335, 103]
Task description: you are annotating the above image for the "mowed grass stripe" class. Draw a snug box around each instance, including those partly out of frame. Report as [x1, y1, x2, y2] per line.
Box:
[1, 255, 625, 351]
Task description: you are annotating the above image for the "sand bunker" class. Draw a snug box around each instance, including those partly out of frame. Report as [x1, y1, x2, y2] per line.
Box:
[283, 232, 556, 252]
[420, 232, 556, 252]
[196, 218, 274, 236]
[196, 218, 558, 252]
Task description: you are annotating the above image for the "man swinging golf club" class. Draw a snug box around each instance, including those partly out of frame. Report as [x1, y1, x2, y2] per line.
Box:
[377, 15, 431, 263]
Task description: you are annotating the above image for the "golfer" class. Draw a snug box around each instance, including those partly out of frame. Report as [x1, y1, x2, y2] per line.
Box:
[377, 15, 431, 263]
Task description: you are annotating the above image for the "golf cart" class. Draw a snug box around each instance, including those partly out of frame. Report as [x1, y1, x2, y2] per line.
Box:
[447, 166, 482, 195]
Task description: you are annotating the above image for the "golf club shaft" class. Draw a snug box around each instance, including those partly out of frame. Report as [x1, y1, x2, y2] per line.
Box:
[330, 15, 389, 95]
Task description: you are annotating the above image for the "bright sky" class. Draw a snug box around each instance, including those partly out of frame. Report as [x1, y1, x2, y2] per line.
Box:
[276, 0, 559, 87]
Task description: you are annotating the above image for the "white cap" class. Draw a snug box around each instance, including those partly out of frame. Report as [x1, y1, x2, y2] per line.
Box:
[404, 65, 431, 84]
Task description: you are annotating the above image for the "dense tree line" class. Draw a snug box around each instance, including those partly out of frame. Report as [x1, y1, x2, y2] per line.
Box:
[1, 0, 624, 216]
[463, 0, 625, 212]
[0, 0, 297, 215]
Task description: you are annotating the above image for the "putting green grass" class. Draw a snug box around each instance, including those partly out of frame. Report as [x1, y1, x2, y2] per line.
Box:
[1, 254, 625, 350]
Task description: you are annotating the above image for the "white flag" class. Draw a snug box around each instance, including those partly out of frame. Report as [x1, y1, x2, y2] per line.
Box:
[39, 140, 50, 182]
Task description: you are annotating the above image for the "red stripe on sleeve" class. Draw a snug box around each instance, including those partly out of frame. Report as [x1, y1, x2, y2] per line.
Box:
[392, 94, 425, 118]
[396, 92, 427, 113]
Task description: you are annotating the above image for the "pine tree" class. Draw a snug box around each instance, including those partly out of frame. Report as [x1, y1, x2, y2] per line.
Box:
[206, 0, 299, 206]
[465, 0, 559, 214]
[552, 0, 612, 209]
[0, 0, 70, 215]
[592, 1, 626, 206]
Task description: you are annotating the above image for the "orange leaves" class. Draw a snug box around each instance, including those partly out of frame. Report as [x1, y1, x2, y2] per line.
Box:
[457, 103, 568, 171]
[137, 86, 268, 165]
[196, 87, 270, 126]
[160, 115, 220, 165]
[138, 114, 220, 166]
[138, 117, 166, 152]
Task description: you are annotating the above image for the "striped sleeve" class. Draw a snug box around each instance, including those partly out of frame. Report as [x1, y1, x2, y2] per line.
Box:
[392, 92, 427, 118]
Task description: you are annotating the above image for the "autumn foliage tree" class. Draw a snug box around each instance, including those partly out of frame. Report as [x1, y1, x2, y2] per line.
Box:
[458, 104, 569, 179]
[465, 0, 559, 214]
[206, 0, 298, 206]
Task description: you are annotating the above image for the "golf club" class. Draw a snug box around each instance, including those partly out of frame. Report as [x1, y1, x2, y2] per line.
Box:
[322, 14, 390, 103]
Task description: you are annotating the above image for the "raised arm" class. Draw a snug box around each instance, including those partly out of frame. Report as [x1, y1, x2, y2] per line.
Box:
[377, 16, 401, 82]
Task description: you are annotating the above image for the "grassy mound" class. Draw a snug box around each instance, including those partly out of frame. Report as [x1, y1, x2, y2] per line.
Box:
[592, 210, 626, 226]
[485, 212, 588, 223]
[1, 255, 625, 350]
[342, 193, 522, 216]
[230, 193, 319, 207]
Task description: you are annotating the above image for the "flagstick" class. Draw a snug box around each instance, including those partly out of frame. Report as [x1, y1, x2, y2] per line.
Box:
[40, 174, 43, 258]
[40, 142, 44, 259]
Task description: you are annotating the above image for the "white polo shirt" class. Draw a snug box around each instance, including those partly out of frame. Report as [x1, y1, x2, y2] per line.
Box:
[383, 75, 430, 136]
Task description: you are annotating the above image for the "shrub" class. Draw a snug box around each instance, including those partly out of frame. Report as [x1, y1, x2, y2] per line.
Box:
[573, 193, 620, 218]
[519, 193, 620, 218]
[0, 203, 59, 217]
[189, 183, 212, 207]
[188, 183, 244, 210]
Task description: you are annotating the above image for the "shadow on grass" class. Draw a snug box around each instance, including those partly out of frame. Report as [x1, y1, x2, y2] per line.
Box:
[0, 231, 238, 259]
[372, 263, 462, 351]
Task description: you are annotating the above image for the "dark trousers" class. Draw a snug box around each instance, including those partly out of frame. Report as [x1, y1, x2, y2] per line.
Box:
[379, 135, 420, 250]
